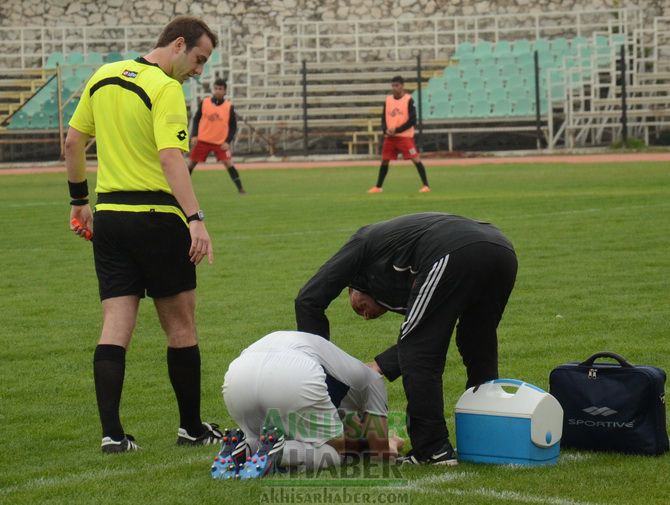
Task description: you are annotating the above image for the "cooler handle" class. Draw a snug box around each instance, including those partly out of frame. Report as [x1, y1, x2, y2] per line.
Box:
[487, 378, 546, 394]
[579, 352, 633, 368]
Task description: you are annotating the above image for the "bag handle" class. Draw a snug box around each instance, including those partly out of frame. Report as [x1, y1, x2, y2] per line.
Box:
[579, 351, 633, 368]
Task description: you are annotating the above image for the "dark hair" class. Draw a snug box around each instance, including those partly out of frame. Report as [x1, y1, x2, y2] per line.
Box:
[213, 78, 227, 88]
[391, 75, 404, 84]
[155, 16, 218, 50]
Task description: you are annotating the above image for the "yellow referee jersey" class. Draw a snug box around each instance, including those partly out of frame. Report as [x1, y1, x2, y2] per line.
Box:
[69, 58, 189, 217]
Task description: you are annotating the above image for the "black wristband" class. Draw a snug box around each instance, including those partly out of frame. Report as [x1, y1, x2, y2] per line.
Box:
[70, 198, 89, 206]
[68, 180, 89, 199]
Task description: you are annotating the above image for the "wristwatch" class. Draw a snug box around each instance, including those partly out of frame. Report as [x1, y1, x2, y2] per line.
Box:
[186, 210, 205, 223]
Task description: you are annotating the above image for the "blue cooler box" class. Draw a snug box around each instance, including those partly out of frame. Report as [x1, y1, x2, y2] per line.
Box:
[455, 379, 563, 465]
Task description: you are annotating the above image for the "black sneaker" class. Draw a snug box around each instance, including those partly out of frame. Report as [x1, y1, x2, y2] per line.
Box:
[177, 422, 223, 446]
[101, 434, 140, 454]
[211, 428, 249, 480]
[238, 426, 286, 479]
[398, 440, 458, 466]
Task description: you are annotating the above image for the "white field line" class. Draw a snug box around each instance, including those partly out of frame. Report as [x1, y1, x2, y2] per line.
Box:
[395, 469, 606, 505]
[0, 454, 207, 497]
[443, 487, 605, 505]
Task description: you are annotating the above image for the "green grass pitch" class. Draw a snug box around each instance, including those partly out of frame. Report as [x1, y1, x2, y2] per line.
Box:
[1, 160, 669, 504]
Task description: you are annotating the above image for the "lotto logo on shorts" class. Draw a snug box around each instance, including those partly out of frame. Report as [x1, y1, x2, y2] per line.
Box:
[122, 70, 138, 78]
[409, 148, 417, 155]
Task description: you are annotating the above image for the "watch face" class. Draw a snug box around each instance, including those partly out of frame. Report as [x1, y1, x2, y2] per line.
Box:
[197, 210, 205, 221]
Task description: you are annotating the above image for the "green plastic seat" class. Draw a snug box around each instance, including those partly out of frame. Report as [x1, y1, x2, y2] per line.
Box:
[506, 83, 528, 100]
[474, 41, 493, 58]
[8, 111, 31, 129]
[75, 67, 94, 81]
[513, 97, 534, 115]
[104, 51, 124, 63]
[30, 111, 49, 129]
[471, 99, 491, 117]
[45, 52, 65, 69]
[451, 99, 470, 117]
[488, 86, 507, 102]
[534, 38, 550, 54]
[550, 37, 569, 56]
[431, 100, 450, 119]
[492, 99, 511, 116]
[85, 52, 103, 65]
[512, 39, 530, 55]
[493, 40, 511, 57]
[455, 41, 475, 59]
[63, 100, 79, 122]
[42, 99, 59, 116]
[65, 52, 85, 65]
[443, 65, 459, 79]
[447, 86, 467, 102]
[123, 50, 141, 60]
[571, 37, 588, 51]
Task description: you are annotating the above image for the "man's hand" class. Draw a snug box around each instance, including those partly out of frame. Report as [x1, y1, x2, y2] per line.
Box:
[385, 128, 396, 136]
[221, 142, 230, 151]
[188, 220, 214, 265]
[190, 136, 198, 148]
[388, 435, 405, 458]
[70, 204, 93, 239]
[367, 361, 383, 375]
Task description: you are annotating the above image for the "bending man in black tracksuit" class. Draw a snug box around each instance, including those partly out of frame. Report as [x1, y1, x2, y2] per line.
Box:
[295, 212, 518, 465]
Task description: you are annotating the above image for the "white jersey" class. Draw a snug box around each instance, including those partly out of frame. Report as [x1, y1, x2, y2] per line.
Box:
[241, 331, 388, 416]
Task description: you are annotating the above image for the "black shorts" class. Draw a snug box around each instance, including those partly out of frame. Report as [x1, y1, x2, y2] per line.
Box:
[93, 210, 196, 301]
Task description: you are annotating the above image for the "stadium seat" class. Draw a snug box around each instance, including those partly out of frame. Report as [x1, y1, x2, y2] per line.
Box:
[454, 41, 474, 58]
[42, 99, 59, 116]
[474, 41, 493, 58]
[492, 99, 511, 116]
[571, 36, 588, 50]
[443, 65, 459, 79]
[471, 99, 491, 117]
[512, 39, 530, 55]
[85, 52, 103, 65]
[105, 51, 124, 63]
[30, 111, 49, 129]
[63, 100, 79, 122]
[488, 86, 507, 102]
[451, 99, 470, 117]
[507, 83, 528, 100]
[533, 38, 550, 54]
[551, 37, 569, 55]
[493, 40, 511, 57]
[431, 100, 450, 118]
[513, 96, 534, 115]
[124, 50, 141, 60]
[45, 52, 64, 69]
[447, 86, 467, 102]
[75, 67, 93, 81]
[65, 52, 85, 65]
[8, 111, 31, 129]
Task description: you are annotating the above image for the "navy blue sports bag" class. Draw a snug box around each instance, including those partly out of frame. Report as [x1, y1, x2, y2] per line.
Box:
[549, 352, 668, 455]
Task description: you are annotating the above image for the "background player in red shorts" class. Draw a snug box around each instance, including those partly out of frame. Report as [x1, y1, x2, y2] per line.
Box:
[188, 78, 246, 194]
[368, 75, 430, 194]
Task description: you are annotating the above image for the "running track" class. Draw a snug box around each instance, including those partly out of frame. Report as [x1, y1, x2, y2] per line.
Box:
[1, 152, 668, 175]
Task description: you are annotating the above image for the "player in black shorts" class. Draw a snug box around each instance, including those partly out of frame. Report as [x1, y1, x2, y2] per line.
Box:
[65, 17, 223, 453]
[295, 213, 518, 465]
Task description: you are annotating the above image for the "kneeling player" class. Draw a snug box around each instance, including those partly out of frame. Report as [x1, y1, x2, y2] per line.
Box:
[212, 330, 403, 479]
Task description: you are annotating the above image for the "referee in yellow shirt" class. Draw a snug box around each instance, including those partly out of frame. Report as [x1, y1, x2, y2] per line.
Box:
[65, 16, 223, 453]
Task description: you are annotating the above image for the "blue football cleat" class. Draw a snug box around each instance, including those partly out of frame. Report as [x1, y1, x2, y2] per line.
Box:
[238, 426, 285, 480]
[211, 428, 249, 480]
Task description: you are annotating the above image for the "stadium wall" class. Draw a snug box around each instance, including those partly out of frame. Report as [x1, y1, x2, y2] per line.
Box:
[1, 0, 667, 49]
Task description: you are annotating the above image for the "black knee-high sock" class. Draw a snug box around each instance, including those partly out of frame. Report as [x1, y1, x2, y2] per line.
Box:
[376, 162, 390, 188]
[226, 166, 243, 191]
[167, 345, 203, 435]
[413, 161, 429, 186]
[93, 344, 126, 440]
